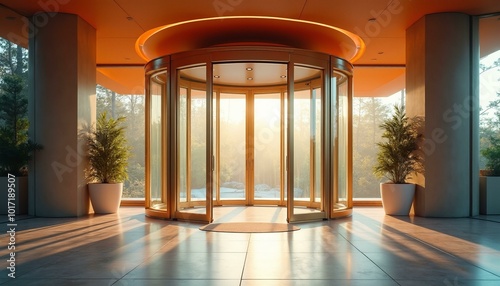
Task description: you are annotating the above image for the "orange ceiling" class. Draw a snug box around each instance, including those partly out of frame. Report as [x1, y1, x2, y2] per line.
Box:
[1, 0, 499, 96]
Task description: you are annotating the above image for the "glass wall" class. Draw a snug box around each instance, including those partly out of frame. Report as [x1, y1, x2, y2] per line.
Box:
[96, 84, 146, 199]
[479, 15, 500, 173]
[254, 92, 282, 201]
[351, 65, 406, 201]
[0, 37, 29, 176]
[218, 92, 246, 201]
[0, 37, 28, 78]
[351, 91, 405, 200]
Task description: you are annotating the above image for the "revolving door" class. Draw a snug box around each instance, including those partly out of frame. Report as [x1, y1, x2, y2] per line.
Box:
[145, 47, 352, 222]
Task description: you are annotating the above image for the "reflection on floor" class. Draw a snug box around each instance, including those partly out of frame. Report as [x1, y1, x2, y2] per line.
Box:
[1, 207, 499, 285]
[180, 205, 322, 220]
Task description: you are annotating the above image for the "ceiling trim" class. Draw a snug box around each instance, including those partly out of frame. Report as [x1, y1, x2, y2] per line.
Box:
[135, 16, 366, 63]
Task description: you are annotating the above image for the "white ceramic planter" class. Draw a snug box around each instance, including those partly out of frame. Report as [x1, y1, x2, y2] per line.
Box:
[88, 183, 123, 214]
[380, 183, 415, 215]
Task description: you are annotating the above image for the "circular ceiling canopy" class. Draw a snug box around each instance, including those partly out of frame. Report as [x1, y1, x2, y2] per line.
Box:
[135, 16, 365, 62]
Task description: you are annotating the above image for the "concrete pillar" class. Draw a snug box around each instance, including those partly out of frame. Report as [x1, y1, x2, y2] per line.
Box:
[28, 13, 96, 217]
[406, 13, 478, 217]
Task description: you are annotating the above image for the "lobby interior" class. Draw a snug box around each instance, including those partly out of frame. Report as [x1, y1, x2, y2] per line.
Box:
[1, 0, 500, 285]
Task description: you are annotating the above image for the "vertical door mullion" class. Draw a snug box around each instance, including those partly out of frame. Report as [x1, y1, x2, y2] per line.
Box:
[310, 85, 316, 206]
[286, 62, 295, 222]
[186, 87, 192, 205]
[206, 62, 214, 222]
[280, 89, 286, 205]
[215, 89, 221, 205]
[247, 90, 254, 205]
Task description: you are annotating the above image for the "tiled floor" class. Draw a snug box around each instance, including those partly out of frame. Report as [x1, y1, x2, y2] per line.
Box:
[1, 206, 500, 285]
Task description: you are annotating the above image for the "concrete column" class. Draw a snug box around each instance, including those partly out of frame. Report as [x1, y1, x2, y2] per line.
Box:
[28, 13, 96, 217]
[406, 13, 478, 217]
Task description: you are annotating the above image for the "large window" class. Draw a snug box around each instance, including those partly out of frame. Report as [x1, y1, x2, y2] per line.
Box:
[0, 37, 28, 78]
[479, 15, 500, 172]
[0, 37, 29, 176]
[352, 66, 406, 200]
[96, 85, 145, 199]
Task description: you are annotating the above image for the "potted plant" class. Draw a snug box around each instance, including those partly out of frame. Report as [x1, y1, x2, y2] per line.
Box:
[0, 74, 42, 215]
[373, 104, 423, 215]
[84, 112, 130, 214]
[479, 134, 500, 214]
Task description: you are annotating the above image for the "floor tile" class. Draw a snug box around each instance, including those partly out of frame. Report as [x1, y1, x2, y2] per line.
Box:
[115, 279, 240, 286]
[365, 250, 499, 281]
[242, 251, 390, 280]
[124, 252, 247, 280]
[241, 280, 400, 286]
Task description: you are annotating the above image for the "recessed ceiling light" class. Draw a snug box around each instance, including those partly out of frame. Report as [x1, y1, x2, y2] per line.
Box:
[246, 67, 253, 71]
[280, 75, 286, 78]
[214, 75, 220, 78]
[247, 77, 253, 80]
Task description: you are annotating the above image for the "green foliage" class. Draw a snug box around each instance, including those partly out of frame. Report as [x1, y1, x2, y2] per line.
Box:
[85, 112, 131, 183]
[373, 105, 423, 184]
[480, 90, 500, 176]
[353, 98, 391, 197]
[0, 38, 28, 77]
[0, 74, 41, 176]
[481, 134, 500, 175]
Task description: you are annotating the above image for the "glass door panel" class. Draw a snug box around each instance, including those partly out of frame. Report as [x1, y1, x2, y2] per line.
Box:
[179, 87, 188, 205]
[293, 89, 312, 202]
[254, 93, 282, 202]
[288, 65, 326, 222]
[176, 65, 211, 222]
[333, 72, 350, 213]
[313, 87, 322, 204]
[189, 88, 208, 204]
[148, 74, 166, 212]
[218, 92, 247, 202]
